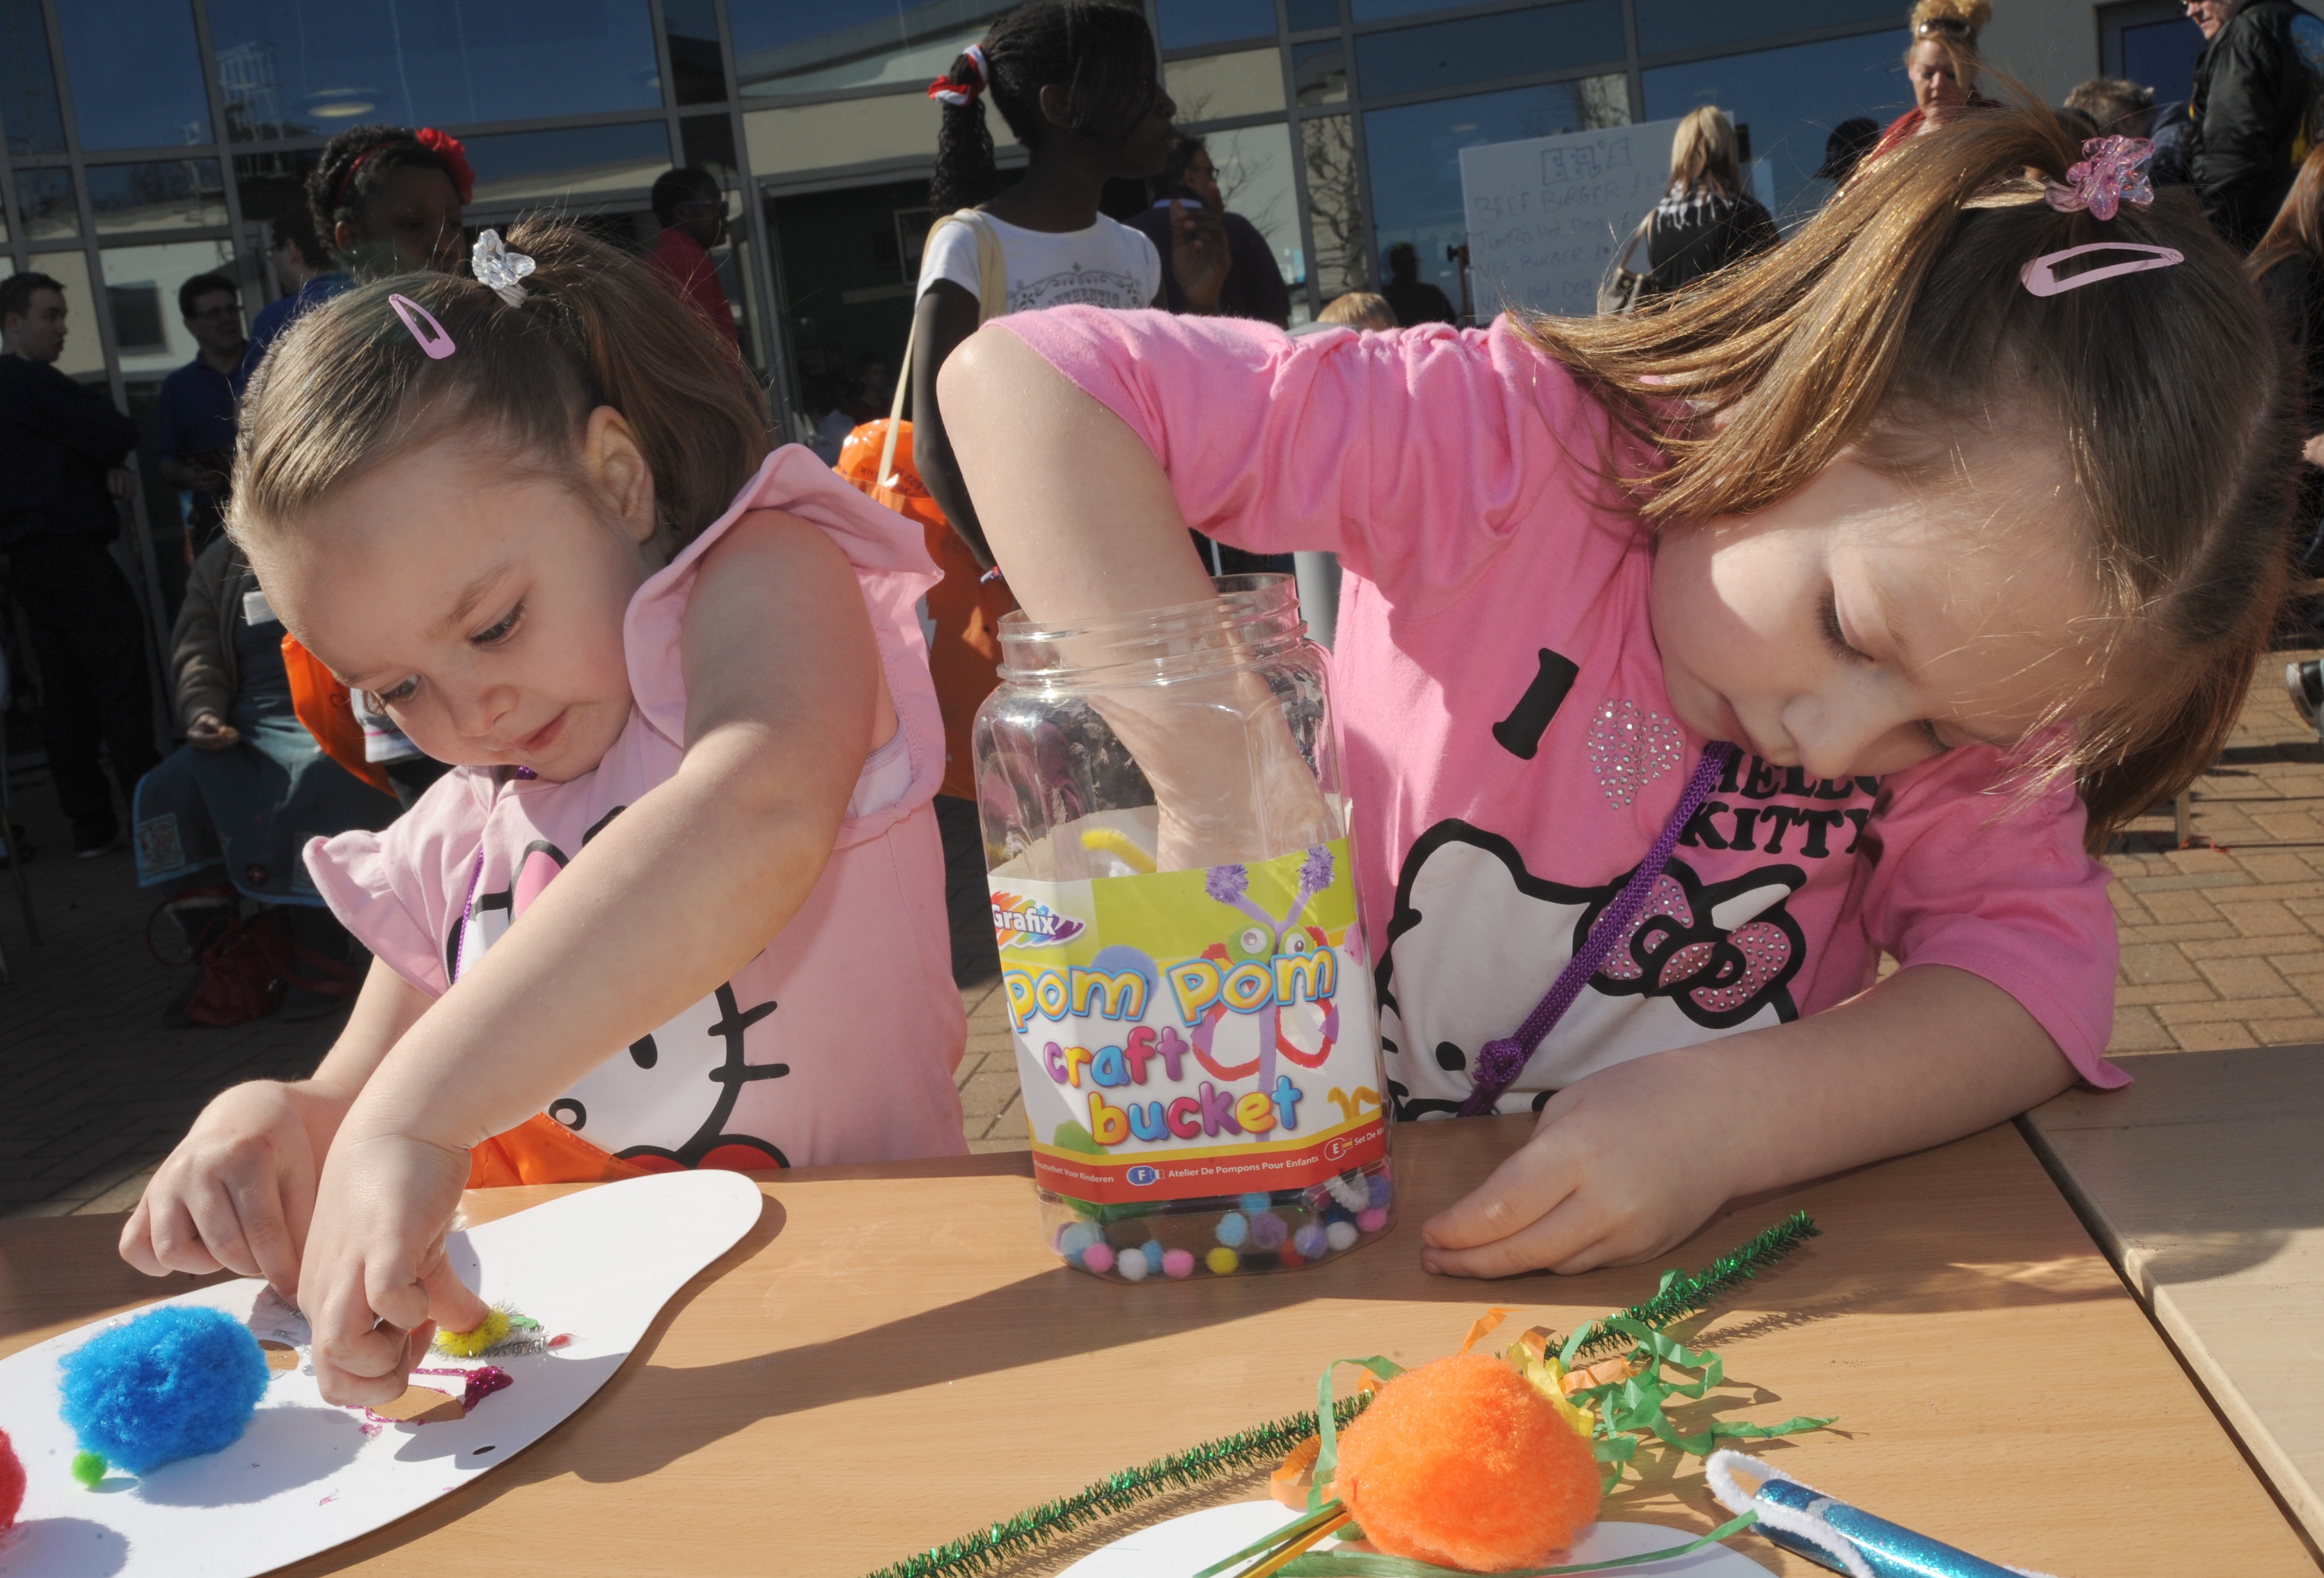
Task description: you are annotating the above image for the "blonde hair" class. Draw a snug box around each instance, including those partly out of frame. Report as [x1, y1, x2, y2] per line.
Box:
[1319, 291, 1396, 329]
[1668, 107, 1741, 196]
[1520, 105, 2297, 847]
[233, 219, 771, 555]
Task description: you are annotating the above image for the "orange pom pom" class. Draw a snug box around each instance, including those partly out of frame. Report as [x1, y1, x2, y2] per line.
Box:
[1333, 1353, 1601, 1572]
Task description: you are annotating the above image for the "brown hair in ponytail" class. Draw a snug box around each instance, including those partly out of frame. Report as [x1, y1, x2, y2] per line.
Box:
[232, 218, 770, 555]
[1524, 105, 2298, 848]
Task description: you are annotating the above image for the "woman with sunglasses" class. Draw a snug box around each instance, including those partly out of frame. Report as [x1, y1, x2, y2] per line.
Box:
[1866, 0, 1996, 164]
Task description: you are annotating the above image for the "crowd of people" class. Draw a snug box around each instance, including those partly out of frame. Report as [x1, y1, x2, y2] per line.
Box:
[0, 0, 2318, 1394]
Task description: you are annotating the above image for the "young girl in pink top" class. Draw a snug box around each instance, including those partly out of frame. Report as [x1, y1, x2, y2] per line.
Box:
[120, 221, 965, 1403]
[942, 114, 2294, 1278]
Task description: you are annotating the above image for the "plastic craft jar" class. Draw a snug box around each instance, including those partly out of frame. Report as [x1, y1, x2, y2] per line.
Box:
[973, 574, 1394, 1282]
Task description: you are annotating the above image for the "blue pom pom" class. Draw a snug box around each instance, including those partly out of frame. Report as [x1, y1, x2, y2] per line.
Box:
[1215, 1212, 1249, 1247]
[59, 1306, 269, 1475]
[1367, 1173, 1394, 1208]
[1239, 1192, 1272, 1212]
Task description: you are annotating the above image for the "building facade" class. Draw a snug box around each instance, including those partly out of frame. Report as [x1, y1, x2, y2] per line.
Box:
[0, 0, 2230, 464]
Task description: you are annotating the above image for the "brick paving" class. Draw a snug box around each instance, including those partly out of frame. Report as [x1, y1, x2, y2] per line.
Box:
[7, 651, 2319, 1216]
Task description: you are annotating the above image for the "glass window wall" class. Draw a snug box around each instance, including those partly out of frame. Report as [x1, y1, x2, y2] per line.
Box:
[1355, 2, 1624, 100]
[100, 240, 238, 379]
[203, 0, 660, 142]
[1287, 0, 1342, 31]
[728, 0, 1014, 100]
[664, 0, 728, 105]
[13, 166, 76, 240]
[1300, 113, 1366, 295]
[1167, 48, 1286, 122]
[1633, 0, 1903, 60]
[89, 159, 229, 234]
[1643, 31, 1907, 221]
[461, 123, 673, 210]
[744, 93, 944, 176]
[1, 0, 65, 155]
[1363, 75, 1625, 310]
[1204, 121, 1308, 318]
[29, 250, 109, 378]
[1157, 0, 1278, 51]
[1294, 40, 1347, 105]
[57, 0, 212, 150]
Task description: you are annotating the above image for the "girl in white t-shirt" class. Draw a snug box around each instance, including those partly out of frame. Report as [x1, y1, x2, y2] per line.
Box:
[909, 0, 1226, 565]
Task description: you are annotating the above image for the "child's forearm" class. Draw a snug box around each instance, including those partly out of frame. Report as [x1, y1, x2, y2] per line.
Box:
[334, 514, 883, 1157]
[1682, 963, 2080, 1197]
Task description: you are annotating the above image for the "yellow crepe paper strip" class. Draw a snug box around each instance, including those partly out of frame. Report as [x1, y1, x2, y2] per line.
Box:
[1080, 828, 1158, 874]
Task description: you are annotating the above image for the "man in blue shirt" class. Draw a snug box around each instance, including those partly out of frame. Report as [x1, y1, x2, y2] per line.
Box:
[1, 271, 162, 857]
[155, 273, 245, 559]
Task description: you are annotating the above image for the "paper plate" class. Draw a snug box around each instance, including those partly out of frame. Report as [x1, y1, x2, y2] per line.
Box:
[1057, 1501, 1776, 1578]
[0, 1169, 763, 1578]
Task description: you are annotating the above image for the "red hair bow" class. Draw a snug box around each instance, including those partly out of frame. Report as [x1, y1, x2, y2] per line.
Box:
[416, 127, 476, 205]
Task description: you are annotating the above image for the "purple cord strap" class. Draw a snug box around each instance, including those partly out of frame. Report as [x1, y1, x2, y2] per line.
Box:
[1458, 741, 1738, 1117]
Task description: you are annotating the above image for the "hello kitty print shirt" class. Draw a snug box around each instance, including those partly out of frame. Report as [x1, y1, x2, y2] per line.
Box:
[996, 308, 2126, 1118]
[304, 448, 969, 1171]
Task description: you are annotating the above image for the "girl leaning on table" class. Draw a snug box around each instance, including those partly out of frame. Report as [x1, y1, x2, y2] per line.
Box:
[119, 221, 968, 1404]
[940, 112, 2295, 1280]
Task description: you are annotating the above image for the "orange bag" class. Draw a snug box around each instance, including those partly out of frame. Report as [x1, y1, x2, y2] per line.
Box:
[837, 418, 1014, 802]
[465, 1113, 655, 1189]
[279, 633, 395, 796]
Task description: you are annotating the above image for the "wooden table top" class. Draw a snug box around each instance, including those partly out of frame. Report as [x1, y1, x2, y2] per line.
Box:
[2023, 1043, 2324, 1553]
[2, 1115, 2312, 1578]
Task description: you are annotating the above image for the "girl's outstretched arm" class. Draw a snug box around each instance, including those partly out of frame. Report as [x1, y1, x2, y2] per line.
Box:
[1417, 964, 2079, 1278]
[297, 508, 891, 1404]
[120, 956, 434, 1298]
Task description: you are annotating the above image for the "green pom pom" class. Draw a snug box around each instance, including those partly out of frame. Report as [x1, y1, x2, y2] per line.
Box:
[70, 1450, 106, 1488]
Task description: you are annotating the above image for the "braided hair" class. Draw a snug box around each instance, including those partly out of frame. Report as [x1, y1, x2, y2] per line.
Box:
[307, 124, 471, 257]
[929, 1, 1162, 213]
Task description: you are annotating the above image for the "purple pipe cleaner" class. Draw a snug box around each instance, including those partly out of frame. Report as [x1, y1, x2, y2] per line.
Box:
[1460, 743, 1737, 1117]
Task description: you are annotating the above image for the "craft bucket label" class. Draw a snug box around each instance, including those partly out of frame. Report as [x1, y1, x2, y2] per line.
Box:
[990, 836, 1388, 1204]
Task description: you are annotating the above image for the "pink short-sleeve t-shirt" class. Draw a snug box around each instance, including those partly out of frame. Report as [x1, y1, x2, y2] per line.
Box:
[996, 308, 2125, 1115]
[305, 447, 969, 1169]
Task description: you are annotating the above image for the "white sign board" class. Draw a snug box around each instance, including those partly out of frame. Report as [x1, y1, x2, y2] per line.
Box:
[1460, 119, 1680, 320]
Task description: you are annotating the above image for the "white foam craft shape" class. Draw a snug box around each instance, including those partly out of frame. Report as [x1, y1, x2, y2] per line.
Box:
[0, 1169, 764, 1578]
[1058, 1502, 1777, 1578]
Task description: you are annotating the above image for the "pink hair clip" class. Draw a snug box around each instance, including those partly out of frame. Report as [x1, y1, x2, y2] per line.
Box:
[2044, 134, 2156, 221]
[2020, 241, 2185, 297]
[388, 293, 456, 359]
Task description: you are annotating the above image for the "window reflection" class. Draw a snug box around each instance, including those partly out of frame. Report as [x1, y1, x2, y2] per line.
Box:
[1643, 31, 1906, 220]
[665, 0, 728, 104]
[101, 240, 238, 380]
[29, 251, 108, 379]
[2121, 17, 2205, 107]
[682, 114, 741, 185]
[1294, 41, 1347, 105]
[14, 167, 78, 241]
[1167, 49, 1286, 123]
[744, 94, 945, 175]
[1350, 0, 1487, 25]
[57, 0, 211, 151]
[1301, 113, 1367, 295]
[1288, 0, 1341, 32]
[1634, 0, 1900, 60]
[1363, 76, 1625, 308]
[460, 123, 675, 211]
[1206, 122, 1308, 304]
[206, 0, 661, 142]
[728, 0, 1016, 100]
[1355, 2, 1624, 100]
[1, 0, 66, 155]
[88, 160, 229, 235]
[1157, 0, 1277, 50]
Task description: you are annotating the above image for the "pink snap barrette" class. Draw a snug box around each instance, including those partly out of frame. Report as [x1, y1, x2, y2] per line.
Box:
[2020, 241, 2185, 297]
[2044, 134, 2156, 221]
[388, 293, 456, 359]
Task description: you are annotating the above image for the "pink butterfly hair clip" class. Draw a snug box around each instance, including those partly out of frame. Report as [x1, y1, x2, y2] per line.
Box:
[2023, 135, 2182, 297]
[2044, 134, 2156, 221]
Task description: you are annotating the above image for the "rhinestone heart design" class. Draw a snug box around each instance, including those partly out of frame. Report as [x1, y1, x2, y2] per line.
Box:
[1585, 699, 1683, 809]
